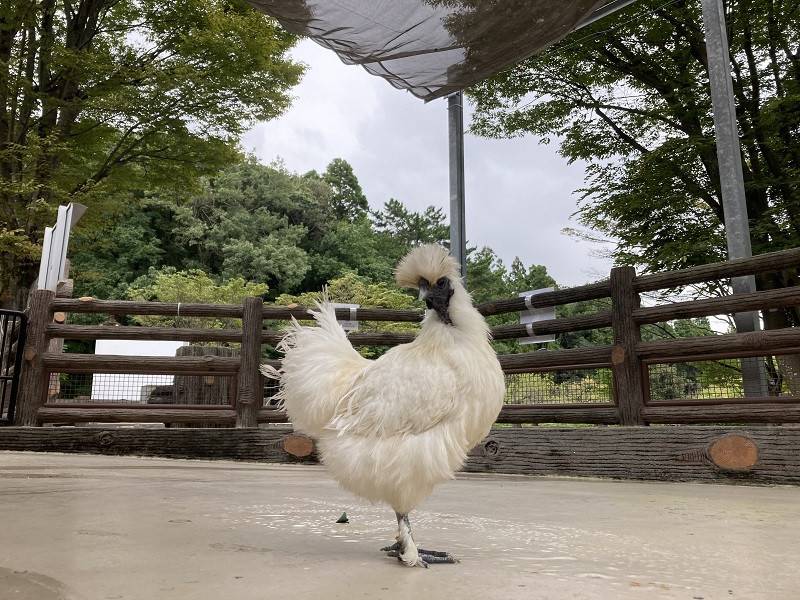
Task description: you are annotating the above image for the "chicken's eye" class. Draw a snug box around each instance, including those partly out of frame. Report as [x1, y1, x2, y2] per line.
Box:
[436, 277, 447, 287]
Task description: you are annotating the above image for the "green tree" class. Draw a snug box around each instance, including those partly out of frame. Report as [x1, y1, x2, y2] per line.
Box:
[169, 160, 323, 295]
[0, 0, 303, 309]
[469, 0, 800, 329]
[69, 198, 187, 300]
[306, 218, 397, 289]
[372, 199, 449, 247]
[69, 159, 415, 300]
[126, 266, 268, 328]
[323, 158, 369, 221]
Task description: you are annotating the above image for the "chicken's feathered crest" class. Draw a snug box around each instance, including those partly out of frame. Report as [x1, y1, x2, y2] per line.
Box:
[395, 244, 460, 289]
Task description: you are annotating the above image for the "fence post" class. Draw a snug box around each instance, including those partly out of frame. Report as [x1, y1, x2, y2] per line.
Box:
[15, 289, 55, 426]
[236, 296, 263, 428]
[610, 267, 646, 425]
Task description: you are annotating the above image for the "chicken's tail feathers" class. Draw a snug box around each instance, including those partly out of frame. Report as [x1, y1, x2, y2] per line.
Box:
[259, 363, 281, 379]
[258, 362, 286, 412]
[261, 294, 369, 436]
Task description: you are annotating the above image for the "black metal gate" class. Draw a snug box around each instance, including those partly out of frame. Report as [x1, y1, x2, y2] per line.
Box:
[1, 310, 27, 424]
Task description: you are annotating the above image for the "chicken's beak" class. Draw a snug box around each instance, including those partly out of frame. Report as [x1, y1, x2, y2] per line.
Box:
[418, 281, 429, 302]
[420, 278, 454, 325]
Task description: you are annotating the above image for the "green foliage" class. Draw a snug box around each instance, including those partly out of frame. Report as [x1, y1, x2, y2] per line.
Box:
[126, 267, 267, 328]
[171, 160, 314, 293]
[69, 198, 183, 300]
[306, 218, 396, 289]
[323, 158, 369, 221]
[277, 271, 417, 310]
[70, 158, 461, 302]
[469, 0, 800, 282]
[0, 0, 303, 309]
[460, 246, 557, 354]
[466, 248, 556, 304]
[277, 271, 421, 358]
[372, 199, 450, 255]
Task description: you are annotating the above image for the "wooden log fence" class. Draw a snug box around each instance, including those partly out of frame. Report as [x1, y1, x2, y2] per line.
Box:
[11, 246, 800, 428]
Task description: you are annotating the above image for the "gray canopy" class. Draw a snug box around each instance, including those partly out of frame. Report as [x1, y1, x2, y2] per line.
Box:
[246, 1, 611, 101]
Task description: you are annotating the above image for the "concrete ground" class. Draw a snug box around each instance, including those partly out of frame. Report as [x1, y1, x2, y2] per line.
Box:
[0, 453, 797, 600]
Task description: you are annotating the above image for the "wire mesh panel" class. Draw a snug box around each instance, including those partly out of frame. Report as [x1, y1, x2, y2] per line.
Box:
[49, 372, 234, 406]
[647, 354, 800, 402]
[504, 369, 613, 405]
[262, 375, 280, 408]
[1, 311, 26, 423]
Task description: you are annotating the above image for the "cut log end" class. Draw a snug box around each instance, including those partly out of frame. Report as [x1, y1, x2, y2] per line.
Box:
[283, 434, 314, 458]
[708, 434, 759, 472]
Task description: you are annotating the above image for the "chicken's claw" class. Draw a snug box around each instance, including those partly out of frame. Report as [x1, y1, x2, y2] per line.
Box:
[385, 550, 429, 568]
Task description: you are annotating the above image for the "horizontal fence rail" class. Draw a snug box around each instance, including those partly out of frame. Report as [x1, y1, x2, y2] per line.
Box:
[51, 298, 425, 323]
[633, 286, 800, 324]
[13, 246, 800, 428]
[633, 247, 800, 292]
[41, 353, 243, 375]
[498, 346, 613, 373]
[46, 324, 244, 343]
[475, 281, 612, 316]
[636, 328, 800, 361]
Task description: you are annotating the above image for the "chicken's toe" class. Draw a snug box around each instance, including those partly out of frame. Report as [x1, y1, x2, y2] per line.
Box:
[417, 549, 459, 564]
[385, 549, 429, 568]
[380, 541, 401, 553]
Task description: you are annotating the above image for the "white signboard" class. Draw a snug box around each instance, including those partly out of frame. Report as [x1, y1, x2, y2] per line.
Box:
[91, 340, 185, 402]
[331, 303, 360, 332]
[37, 203, 87, 291]
[518, 288, 556, 345]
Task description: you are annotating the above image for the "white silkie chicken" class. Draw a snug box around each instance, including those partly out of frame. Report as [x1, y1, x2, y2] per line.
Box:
[260, 244, 505, 567]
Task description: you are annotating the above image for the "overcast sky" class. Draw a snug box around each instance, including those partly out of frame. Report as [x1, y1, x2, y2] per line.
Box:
[242, 39, 613, 287]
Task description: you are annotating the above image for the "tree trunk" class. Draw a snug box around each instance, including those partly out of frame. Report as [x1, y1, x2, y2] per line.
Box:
[0, 263, 37, 311]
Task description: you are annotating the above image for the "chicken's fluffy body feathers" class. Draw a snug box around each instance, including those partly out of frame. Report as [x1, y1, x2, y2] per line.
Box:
[262, 246, 505, 515]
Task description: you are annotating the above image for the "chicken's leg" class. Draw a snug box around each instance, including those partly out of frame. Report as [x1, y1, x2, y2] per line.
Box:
[381, 512, 459, 567]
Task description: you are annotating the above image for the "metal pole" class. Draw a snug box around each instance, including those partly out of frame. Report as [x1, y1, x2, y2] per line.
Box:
[448, 91, 467, 277]
[701, 0, 766, 395]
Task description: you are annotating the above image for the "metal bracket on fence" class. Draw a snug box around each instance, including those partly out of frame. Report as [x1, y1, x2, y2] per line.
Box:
[518, 288, 555, 346]
[332, 303, 360, 332]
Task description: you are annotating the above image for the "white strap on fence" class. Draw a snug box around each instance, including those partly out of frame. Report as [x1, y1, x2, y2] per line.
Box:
[518, 288, 555, 345]
[331, 303, 360, 332]
[524, 294, 534, 310]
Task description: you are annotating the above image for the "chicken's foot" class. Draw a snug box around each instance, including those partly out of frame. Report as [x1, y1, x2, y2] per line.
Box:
[381, 513, 459, 566]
